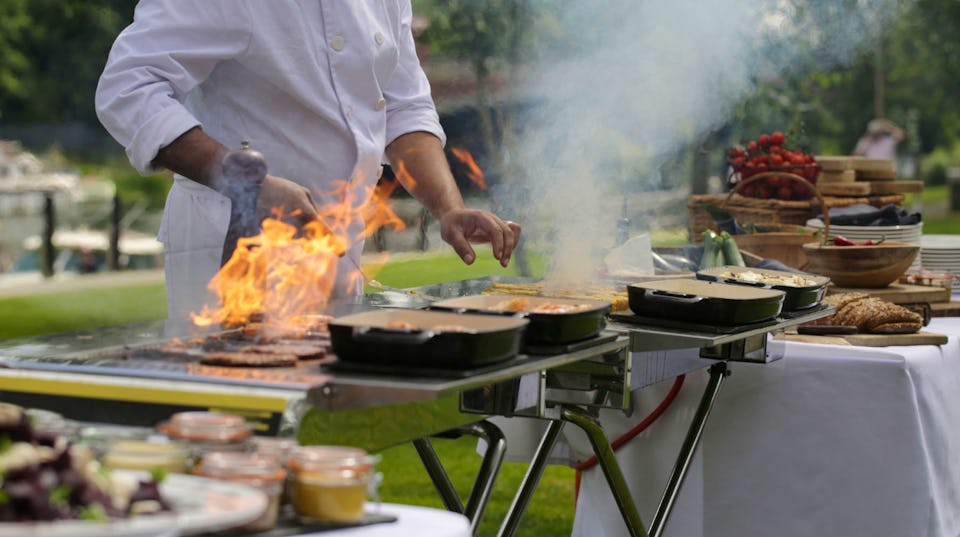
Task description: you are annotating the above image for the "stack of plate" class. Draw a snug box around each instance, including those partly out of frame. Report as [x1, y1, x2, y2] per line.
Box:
[919, 235, 960, 277]
[805, 219, 923, 270]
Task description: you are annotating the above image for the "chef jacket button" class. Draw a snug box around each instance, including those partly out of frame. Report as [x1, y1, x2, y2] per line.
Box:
[377, 166, 384, 179]
[345, 106, 353, 120]
[331, 35, 345, 51]
[375, 97, 386, 110]
[374, 32, 385, 46]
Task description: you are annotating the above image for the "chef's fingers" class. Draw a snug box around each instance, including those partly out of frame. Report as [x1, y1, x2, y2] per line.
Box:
[256, 175, 318, 231]
[499, 220, 522, 267]
[465, 213, 522, 266]
[440, 217, 477, 264]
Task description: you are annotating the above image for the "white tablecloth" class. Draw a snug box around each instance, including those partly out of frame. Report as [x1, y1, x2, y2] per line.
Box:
[574, 318, 960, 537]
[292, 503, 470, 537]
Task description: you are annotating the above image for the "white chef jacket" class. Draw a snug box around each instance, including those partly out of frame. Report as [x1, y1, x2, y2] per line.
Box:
[95, 0, 445, 321]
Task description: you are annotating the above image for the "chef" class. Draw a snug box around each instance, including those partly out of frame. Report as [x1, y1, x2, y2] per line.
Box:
[95, 1, 521, 321]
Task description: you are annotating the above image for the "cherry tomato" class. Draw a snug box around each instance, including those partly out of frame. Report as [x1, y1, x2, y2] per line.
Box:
[758, 134, 770, 146]
[770, 131, 785, 146]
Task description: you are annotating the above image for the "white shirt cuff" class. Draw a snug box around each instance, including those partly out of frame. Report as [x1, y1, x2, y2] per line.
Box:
[127, 105, 201, 175]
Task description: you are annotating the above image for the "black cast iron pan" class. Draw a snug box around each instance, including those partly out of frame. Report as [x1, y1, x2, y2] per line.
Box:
[429, 294, 610, 345]
[627, 279, 785, 326]
[695, 266, 829, 312]
[328, 309, 528, 369]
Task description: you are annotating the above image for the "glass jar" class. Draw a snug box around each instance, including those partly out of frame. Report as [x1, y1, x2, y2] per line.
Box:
[284, 446, 378, 523]
[251, 436, 298, 464]
[157, 411, 252, 462]
[102, 439, 191, 474]
[252, 436, 299, 505]
[79, 424, 155, 459]
[195, 452, 286, 531]
[26, 408, 79, 443]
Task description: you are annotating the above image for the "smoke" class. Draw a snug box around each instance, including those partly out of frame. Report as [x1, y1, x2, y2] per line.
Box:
[505, 0, 897, 282]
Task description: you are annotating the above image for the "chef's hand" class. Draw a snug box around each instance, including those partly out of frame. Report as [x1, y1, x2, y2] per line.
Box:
[256, 175, 319, 229]
[440, 208, 521, 267]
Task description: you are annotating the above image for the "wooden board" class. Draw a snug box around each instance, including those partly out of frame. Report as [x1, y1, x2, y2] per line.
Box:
[817, 180, 922, 196]
[827, 283, 952, 304]
[931, 301, 960, 318]
[855, 170, 897, 181]
[778, 330, 949, 347]
[818, 169, 856, 183]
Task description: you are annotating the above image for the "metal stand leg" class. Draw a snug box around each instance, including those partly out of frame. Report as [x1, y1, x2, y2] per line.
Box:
[413, 420, 507, 535]
[462, 421, 506, 533]
[496, 420, 565, 537]
[648, 362, 729, 537]
[413, 437, 464, 513]
[562, 406, 650, 537]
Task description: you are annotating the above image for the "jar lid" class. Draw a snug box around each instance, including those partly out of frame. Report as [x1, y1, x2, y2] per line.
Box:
[105, 439, 191, 461]
[158, 411, 252, 442]
[251, 437, 299, 460]
[285, 446, 376, 474]
[195, 452, 286, 482]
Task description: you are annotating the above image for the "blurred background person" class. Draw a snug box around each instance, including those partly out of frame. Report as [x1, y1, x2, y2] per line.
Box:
[854, 117, 905, 159]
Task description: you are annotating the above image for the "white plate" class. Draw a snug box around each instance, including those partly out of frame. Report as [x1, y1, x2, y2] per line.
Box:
[805, 219, 922, 232]
[0, 471, 267, 537]
[920, 234, 960, 250]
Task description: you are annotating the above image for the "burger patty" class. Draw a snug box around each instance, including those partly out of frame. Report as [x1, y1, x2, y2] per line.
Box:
[199, 351, 298, 367]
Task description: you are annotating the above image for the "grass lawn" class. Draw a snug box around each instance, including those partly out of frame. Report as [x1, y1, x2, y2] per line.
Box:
[0, 249, 577, 536]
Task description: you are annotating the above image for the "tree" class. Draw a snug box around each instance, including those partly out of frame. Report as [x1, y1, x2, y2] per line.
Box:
[0, 0, 134, 123]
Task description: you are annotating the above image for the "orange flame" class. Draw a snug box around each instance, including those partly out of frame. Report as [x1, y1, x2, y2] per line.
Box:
[191, 177, 406, 329]
[450, 147, 487, 190]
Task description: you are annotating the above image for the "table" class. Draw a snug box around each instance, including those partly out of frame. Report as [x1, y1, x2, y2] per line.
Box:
[573, 317, 960, 537]
[287, 503, 470, 537]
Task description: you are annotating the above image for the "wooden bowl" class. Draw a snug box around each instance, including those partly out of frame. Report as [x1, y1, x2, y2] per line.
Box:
[801, 241, 919, 288]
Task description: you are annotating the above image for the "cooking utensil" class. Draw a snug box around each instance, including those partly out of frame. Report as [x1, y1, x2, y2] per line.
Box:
[344, 255, 442, 302]
[429, 294, 610, 345]
[627, 279, 785, 325]
[328, 309, 528, 368]
[696, 266, 829, 311]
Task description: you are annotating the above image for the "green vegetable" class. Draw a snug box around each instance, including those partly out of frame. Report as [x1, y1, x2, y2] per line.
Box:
[150, 466, 168, 485]
[699, 230, 724, 270]
[78, 503, 109, 522]
[50, 484, 71, 506]
[719, 231, 746, 266]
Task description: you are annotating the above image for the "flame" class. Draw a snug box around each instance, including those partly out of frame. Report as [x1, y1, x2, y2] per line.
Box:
[450, 147, 487, 190]
[191, 177, 406, 329]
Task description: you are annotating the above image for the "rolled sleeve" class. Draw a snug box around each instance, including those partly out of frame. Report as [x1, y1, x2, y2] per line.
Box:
[94, 0, 250, 175]
[383, 1, 446, 147]
[126, 105, 201, 175]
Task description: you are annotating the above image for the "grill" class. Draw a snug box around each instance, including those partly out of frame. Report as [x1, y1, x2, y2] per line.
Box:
[0, 276, 834, 537]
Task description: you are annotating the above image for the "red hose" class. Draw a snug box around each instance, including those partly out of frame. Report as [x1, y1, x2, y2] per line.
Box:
[573, 374, 686, 501]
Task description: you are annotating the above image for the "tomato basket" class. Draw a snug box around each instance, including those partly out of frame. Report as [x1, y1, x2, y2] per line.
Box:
[728, 162, 821, 201]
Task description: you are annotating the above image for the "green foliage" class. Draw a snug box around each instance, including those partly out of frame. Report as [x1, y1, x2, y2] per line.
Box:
[920, 143, 960, 186]
[0, 0, 134, 123]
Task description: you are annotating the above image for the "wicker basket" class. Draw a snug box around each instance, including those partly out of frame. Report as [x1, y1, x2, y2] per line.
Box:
[689, 171, 904, 242]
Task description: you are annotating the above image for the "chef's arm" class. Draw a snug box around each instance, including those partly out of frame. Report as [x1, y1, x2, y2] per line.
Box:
[386, 131, 520, 266]
[151, 126, 318, 225]
[151, 126, 228, 187]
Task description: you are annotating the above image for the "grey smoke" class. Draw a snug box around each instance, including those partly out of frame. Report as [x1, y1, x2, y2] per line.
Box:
[502, 0, 897, 282]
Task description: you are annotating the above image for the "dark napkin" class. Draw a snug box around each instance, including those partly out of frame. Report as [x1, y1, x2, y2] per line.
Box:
[818, 203, 921, 226]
